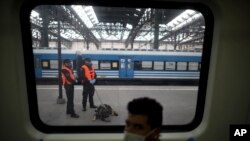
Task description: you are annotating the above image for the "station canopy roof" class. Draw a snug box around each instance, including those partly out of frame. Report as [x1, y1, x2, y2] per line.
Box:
[30, 5, 204, 43]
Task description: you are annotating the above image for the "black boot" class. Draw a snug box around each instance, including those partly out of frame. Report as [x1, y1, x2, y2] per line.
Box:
[71, 113, 79, 118]
[82, 107, 87, 111]
[90, 105, 97, 108]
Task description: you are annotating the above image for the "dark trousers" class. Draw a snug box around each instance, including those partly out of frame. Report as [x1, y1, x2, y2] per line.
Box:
[64, 84, 75, 115]
[82, 83, 95, 108]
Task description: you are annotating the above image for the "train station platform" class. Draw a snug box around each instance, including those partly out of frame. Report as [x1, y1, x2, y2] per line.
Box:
[37, 85, 198, 126]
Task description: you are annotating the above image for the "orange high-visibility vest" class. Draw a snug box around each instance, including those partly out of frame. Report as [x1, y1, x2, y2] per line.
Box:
[81, 65, 95, 81]
[62, 65, 75, 85]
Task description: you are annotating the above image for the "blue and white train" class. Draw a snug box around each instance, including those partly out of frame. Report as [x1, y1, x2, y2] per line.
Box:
[33, 49, 201, 83]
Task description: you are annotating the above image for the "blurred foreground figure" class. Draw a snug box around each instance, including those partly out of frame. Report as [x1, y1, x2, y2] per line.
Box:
[124, 97, 163, 141]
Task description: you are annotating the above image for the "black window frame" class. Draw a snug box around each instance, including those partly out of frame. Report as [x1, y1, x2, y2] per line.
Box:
[20, 0, 214, 134]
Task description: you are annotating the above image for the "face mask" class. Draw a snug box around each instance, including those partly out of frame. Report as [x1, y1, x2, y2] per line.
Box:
[123, 132, 145, 141]
[123, 130, 156, 141]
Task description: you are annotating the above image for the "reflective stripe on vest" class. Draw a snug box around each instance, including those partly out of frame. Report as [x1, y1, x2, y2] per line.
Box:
[62, 65, 75, 85]
[82, 65, 95, 81]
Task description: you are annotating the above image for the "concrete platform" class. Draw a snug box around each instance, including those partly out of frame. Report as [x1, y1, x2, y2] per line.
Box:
[37, 85, 198, 126]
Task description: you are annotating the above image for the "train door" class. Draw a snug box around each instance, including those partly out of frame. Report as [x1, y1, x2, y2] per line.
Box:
[119, 57, 134, 78]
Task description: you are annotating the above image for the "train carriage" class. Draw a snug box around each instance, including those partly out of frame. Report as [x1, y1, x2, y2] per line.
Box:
[33, 49, 202, 84]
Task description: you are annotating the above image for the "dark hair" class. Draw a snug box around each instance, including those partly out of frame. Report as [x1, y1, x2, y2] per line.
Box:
[63, 59, 71, 64]
[84, 58, 91, 62]
[127, 97, 163, 129]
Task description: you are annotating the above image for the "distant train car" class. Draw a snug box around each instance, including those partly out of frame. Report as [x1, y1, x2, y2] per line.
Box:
[33, 49, 201, 83]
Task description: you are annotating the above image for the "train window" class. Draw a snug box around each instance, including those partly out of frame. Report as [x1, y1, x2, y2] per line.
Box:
[100, 61, 111, 70]
[111, 61, 119, 70]
[188, 62, 199, 71]
[34, 57, 40, 68]
[141, 61, 153, 70]
[50, 60, 58, 69]
[127, 59, 133, 69]
[21, 0, 213, 134]
[177, 62, 187, 71]
[199, 62, 202, 71]
[154, 61, 164, 70]
[41, 60, 50, 70]
[120, 58, 126, 69]
[134, 61, 142, 70]
[92, 60, 99, 70]
[165, 61, 176, 70]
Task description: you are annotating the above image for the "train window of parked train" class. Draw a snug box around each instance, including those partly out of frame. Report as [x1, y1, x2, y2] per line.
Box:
[41, 60, 50, 70]
[188, 62, 199, 71]
[199, 63, 202, 71]
[154, 61, 164, 70]
[22, 0, 213, 134]
[177, 62, 188, 71]
[165, 62, 176, 70]
[34, 57, 40, 68]
[127, 59, 133, 69]
[100, 61, 111, 70]
[49, 60, 58, 69]
[92, 60, 99, 70]
[141, 61, 153, 70]
[111, 61, 119, 70]
[134, 61, 142, 70]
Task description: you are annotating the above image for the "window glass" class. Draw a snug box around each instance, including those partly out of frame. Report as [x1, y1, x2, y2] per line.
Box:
[41, 60, 49, 69]
[100, 61, 111, 70]
[120, 59, 126, 69]
[177, 62, 187, 71]
[92, 60, 99, 70]
[189, 62, 199, 71]
[111, 61, 119, 70]
[154, 61, 164, 70]
[165, 62, 176, 70]
[34, 57, 40, 68]
[134, 61, 142, 70]
[24, 2, 213, 133]
[141, 61, 153, 70]
[127, 59, 132, 69]
[50, 60, 58, 69]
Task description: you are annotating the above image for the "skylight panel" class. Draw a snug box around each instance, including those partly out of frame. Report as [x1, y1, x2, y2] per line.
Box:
[31, 10, 39, 18]
[126, 24, 133, 29]
[92, 31, 101, 39]
[167, 9, 196, 29]
[71, 5, 99, 28]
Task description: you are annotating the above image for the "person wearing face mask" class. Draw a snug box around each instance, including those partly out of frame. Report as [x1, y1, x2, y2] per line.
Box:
[61, 59, 79, 118]
[80, 58, 97, 111]
[124, 97, 163, 141]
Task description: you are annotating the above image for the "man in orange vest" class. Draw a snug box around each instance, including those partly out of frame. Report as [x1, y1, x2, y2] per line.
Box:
[80, 58, 97, 111]
[62, 59, 79, 118]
